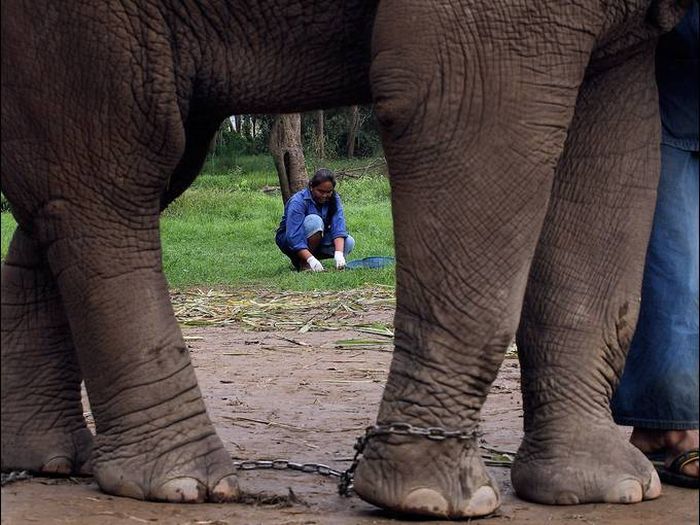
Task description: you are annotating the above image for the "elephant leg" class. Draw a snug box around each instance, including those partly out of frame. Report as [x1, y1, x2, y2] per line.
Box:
[1, 227, 93, 475]
[512, 40, 662, 504]
[354, 1, 600, 518]
[34, 194, 239, 502]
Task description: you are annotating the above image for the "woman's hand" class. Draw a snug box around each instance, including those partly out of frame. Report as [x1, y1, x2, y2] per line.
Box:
[334, 251, 346, 270]
[306, 255, 325, 272]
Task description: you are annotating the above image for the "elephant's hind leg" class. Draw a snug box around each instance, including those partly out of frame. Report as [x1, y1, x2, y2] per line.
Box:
[1, 227, 93, 476]
[512, 40, 662, 504]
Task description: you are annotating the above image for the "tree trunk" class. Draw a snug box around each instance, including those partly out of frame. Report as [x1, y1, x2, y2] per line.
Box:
[346, 105, 360, 158]
[314, 110, 325, 160]
[269, 113, 308, 204]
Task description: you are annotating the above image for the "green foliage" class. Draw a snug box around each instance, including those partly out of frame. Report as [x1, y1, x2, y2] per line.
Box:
[304, 106, 381, 158]
[0, 192, 10, 213]
[1, 156, 394, 292]
[2, 212, 16, 254]
[160, 156, 394, 290]
[207, 106, 383, 167]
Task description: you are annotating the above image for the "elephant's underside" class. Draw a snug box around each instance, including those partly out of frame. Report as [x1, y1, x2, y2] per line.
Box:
[0, 0, 688, 518]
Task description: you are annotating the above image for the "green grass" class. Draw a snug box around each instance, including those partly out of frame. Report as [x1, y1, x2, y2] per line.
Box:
[1, 155, 395, 291]
[1, 213, 15, 256]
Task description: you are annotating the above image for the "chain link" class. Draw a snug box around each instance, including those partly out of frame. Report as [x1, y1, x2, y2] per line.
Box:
[1, 424, 482, 492]
[234, 459, 344, 478]
[362, 422, 481, 442]
[1, 470, 32, 486]
[233, 422, 480, 497]
[338, 422, 481, 496]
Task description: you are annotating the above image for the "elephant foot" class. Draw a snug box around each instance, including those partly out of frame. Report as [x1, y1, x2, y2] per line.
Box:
[1, 427, 94, 476]
[353, 433, 500, 518]
[512, 421, 661, 505]
[92, 428, 240, 503]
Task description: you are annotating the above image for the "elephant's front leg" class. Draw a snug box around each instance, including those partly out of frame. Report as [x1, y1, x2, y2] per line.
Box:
[354, 1, 598, 518]
[37, 199, 239, 503]
[512, 40, 662, 505]
[1, 228, 93, 475]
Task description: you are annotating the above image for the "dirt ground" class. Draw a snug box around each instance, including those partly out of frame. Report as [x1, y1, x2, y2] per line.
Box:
[1, 291, 698, 525]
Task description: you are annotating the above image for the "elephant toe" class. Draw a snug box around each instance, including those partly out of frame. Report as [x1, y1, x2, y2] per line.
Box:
[603, 478, 643, 504]
[401, 488, 450, 517]
[154, 478, 208, 502]
[645, 470, 662, 499]
[211, 474, 241, 502]
[512, 424, 663, 505]
[353, 436, 500, 518]
[603, 471, 660, 503]
[463, 485, 500, 516]
[40, 456, 74, 476]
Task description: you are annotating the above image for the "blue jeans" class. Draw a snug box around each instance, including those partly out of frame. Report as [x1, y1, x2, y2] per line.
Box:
[611, 146, 699, 430]
[301, 215, 355, 258]
[276, 214, 355, 269]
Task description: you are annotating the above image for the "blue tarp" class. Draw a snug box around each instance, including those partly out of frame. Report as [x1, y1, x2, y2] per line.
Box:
[345, 256, 395, 269]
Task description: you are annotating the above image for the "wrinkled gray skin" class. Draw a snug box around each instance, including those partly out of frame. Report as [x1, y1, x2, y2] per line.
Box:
[0, 0, 688, 519]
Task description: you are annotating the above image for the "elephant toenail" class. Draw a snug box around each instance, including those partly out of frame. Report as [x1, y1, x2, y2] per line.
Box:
[603, 479, 643, 504]
[41, 456, 73, 475]
[155, 478, 207, 502]
[211, 475, 240, 502]
[402, 488, 449, 516]
[644, 470, 662, 500]
[464, 485, 500, 516]
[555, 491, 580, 505]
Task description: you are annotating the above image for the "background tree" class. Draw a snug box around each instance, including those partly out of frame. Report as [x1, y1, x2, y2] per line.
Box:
[268, 113, 308, 203]
[314, 110, 325, 160]
[302, 105, 380, 158]
[346, 105, 360, 158]
[204, 106, 383, 179]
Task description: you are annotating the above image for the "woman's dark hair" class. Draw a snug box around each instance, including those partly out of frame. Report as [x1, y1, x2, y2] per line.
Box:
[309, 168, 338, 221]
[309, 168, 336, 188]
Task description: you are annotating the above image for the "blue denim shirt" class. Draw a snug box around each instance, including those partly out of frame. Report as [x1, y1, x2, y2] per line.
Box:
[276, 187, 348, 252]
[656, 2, 699, 152]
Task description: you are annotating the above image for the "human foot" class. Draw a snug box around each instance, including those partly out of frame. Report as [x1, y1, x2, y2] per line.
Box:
[352, 430, 500, 518]
[630, 428, 699, 481]
[512, 421, 661, 504]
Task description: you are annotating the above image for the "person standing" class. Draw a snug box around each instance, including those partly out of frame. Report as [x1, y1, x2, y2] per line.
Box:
[612, 2, 699, 488]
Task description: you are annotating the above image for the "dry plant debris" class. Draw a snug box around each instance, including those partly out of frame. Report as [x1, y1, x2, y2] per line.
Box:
[171, 286, 519, 357]
[171, 286, 395, 332]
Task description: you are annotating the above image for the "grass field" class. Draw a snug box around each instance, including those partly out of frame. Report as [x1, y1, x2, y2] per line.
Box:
[1, 155, 395, 291]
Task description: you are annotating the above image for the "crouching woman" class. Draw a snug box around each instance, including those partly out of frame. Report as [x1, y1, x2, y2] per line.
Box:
[275, 168, 355, 271]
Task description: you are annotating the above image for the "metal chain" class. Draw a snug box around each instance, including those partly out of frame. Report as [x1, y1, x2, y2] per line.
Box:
[1, 424, 484, 492]
[233, 459, 344, 478]
[1, 470, 32, 486]
[232, 422, 481, 497]
[338, 422, 481, 496]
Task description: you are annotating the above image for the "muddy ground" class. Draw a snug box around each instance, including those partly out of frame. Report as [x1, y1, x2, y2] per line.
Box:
[1, 290, 698, 524]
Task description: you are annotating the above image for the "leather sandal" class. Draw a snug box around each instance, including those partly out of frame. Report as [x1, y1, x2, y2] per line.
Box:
[646, 449, 699, 489]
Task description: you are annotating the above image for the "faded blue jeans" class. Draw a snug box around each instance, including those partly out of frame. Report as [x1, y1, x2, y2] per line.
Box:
[611, 146, 699, 430]
[302, 214, 355, 258]
[276, 214, 355, 269]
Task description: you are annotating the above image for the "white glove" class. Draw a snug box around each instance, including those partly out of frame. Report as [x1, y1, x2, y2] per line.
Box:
[306, 255, 324, 272]
[334, 251, 346, 270]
